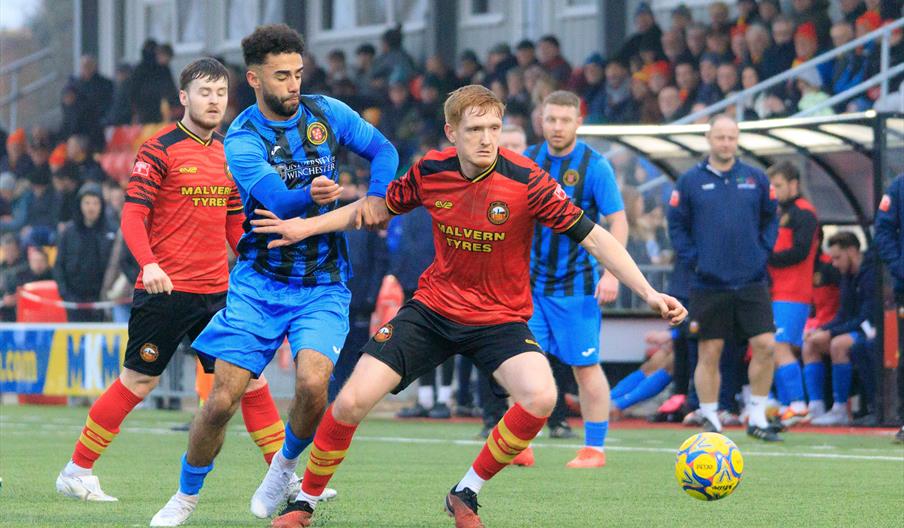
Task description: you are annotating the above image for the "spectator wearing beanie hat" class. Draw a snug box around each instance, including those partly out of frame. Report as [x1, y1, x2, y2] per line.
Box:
[795, 67, 833, 116]
[21, 164, 60, 246]
[0, 129, 34, 180]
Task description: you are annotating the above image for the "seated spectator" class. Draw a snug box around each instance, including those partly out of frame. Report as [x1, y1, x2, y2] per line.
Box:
[708, 2, 733, 33]
[629, 73, 662, 124]
[662, 28, 691, 70]
[840, 0, 867, 25]
[828, 21, 868, 109]
[353, 43, 377, 97]
[674, 60, 700, 115]
[326, 48, 350, 90]
[791, 0, 832, 51]
[415, 76, 445, 145]
[0, 233, 27, 321]
[645, 60, 671, 95]
[792, 21, 820, 68]
[424, 54, 458, 94]
[21, 164, 59, 246]
[0, 129, 34, 180]
[696, 53, 722, 105]
[716, 62, 740, 98]
[761, 15, 796, 82]
[66, 134, 106, 184]
[505, 67, 530, 107]
[371, 25, 418, 85]
[580, 53, 607, 123]
[53, 183, 115, 322]
[302, 52, 328, 93]
[758, 0, 782, 25]
[102, 178, 125, 229]
[741, 65, 769, 118]
[670, 4, 693, 34]
[514, 39, 538, 69]
[685, 23, 707, 63]
[745, 23, 772, 78]
[705, 28, 732, 63]
[802, 232, 877, 426]
[795, 67, 833, 115]
[537, 35, 572, 88]
[730, 26, 750, 65]
[735, 0, 761, 29]
[14, 245, 54, 302]
[602, 59, 634, 124]
[379, 77, 420, 161]
[456, 49, 483, 86]
[658, 85, 686, 122]
[616, 2, 663, 65]
[0, 172, 28, 235]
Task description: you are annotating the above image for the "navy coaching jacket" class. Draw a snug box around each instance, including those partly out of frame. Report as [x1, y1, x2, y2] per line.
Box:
[667, 158, 778, 290]
[875, 174, 904, 295]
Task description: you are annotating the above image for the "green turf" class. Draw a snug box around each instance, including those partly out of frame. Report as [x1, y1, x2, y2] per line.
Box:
[1, 404, 902, 527]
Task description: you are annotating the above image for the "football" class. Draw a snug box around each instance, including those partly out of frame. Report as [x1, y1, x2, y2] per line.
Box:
[675, 432, 744, 501]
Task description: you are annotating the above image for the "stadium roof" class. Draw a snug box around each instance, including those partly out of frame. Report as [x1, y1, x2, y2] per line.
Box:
[579, 111, 904, 226]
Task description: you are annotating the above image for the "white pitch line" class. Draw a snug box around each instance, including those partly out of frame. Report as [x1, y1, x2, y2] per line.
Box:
[2, 418, 902, 462]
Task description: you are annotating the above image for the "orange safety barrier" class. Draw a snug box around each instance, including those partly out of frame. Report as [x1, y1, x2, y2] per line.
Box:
[884, 309, 899, 369]
[195, 359, 214, 405]
[370, 275, 404, 335]
[16, 280, 67, 323]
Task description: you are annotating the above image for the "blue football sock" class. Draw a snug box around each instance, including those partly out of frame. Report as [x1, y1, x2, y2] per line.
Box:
[832, 363, 853, 405]
[584, 420, 608, 449]
[281, 422, 313, 460]
[611, 370, 646, 399]
[613, 369, 672, 410]
[803, 363, 825, 402]
[776, 363, 805, 405]
[179, 454, 213, 496]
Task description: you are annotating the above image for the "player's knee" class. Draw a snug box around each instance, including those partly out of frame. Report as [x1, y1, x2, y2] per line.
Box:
[332, 390, 366, 424]
[203, 390, 240, 428]
[519, 384, 557, 417]
[119, 369, 159, 399]
[829, 338, 850, 363]
[295, 371, 330, 401]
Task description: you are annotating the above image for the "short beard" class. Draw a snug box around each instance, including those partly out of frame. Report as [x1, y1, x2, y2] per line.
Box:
[263, 90, 299, 118]
[187, 108, 219, 132]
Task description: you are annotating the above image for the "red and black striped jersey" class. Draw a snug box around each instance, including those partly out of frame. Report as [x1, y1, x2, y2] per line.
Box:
[125, 122, 243, 294]
[768, 196, 818, 303]
[386, 147, 587, 325]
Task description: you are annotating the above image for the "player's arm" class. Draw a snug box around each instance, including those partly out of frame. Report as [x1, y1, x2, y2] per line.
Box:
[121, 139, 173, 294]
[225, 129, 339, 219]
[759, 173, 779, 252]
[666, 178, 697, 267]
[596, 210, 628, 305]
[874, 179, 904, 280]
[768, 206, 818, 267]
[328, 97, 400, 228]
[250, 200, 363, 249]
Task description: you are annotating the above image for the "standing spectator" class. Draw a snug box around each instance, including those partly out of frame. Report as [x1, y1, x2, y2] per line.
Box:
[371, 25, 418, 85]
[415, 76, 445, 145]
[302, 52, 329, 93]
[21, 164, 59, 246]
[801, 232, 877, 426]
[105, 63, 135, 126]
[456, 49, 483, 86]
[791, 0, 832, 51]
[424, 55, 458, 94]
[667, 114, 780, 441]
[716, 62, 740, 98]
[59, 82, 81, 141]
[616, 2, 663, 65]
[0, 172, 28, 235]
[0, 129, 34, 180]
[484, 43, 517, 87]
[129, 39, 179, 124]
[51, 163, 80, 228]
[102, 178, 125, 229]
[352, 43, 377, 97]
[841, 0, 867, 25]
[325, 49, 350, 91]
[685, 23, 707, 63]
[761, 15, 796, 82]
[537, 35, 572, 88]
[514, 39, 538, 69]
[71, 55, 113, 149]
[53, 183, 115, 322]
[602, 59, 634, 124]
[379, 78, 420, 160]
[874, 173, 904, 443]
[0, 233, 27, 321]
[66, 135, 106, 184]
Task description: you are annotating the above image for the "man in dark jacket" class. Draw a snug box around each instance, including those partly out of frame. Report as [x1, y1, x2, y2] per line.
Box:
[873, 173, 904, 442]
[801, 232, 877, 426]
[667, 114, 780, 441]
[53, 183, 115, 322]
[129, 40, 179, 123]
[72, 55, 113, 150]
[0, 233, 27, 321]
[616, 2, 663, 66]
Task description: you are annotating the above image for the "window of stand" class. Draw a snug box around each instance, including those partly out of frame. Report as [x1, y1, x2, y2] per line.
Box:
[219, 0, 284, 50]
[139, 0, 204, 54]
[313, 0, 427, 41]
[461, 0, 505, 27]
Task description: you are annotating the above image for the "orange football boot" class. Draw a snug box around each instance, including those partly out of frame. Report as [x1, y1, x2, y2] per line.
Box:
[511, 446, 535, 467]
[565, 447, 606, 468]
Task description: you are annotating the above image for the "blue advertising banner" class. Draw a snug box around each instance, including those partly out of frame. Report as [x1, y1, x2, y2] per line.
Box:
[0, 324, 128, 396]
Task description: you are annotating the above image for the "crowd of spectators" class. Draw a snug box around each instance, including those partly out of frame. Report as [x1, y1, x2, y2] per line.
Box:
[0, 1, 900, 322]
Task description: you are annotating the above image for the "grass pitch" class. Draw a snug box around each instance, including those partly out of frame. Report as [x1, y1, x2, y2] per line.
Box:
[1, 404, 902, 527]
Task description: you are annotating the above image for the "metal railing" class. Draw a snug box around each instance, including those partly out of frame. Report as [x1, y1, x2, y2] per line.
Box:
[0, 48, 58, 130]
[675, 17, 904, 125]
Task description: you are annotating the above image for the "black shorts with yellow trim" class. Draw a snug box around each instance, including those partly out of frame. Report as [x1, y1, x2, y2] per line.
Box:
[123, 289, 226, 377]
[362, 300, 543, 397]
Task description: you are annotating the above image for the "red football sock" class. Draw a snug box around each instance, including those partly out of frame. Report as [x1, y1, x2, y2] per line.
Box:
[72, 378, 143, 469]
[472, 403, 546, 480]
[241, 383, 285, 465]
[301, 405, 357, 497]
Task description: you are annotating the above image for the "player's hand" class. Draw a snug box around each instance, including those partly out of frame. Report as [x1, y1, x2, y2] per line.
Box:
[251, 209, 311, 248]
[310, 176, 343, 205]
[356, 195, 391, 230]
[644, 291, 687, 326]
[143, 263, 173, 295]
[594, 271, 619, 307]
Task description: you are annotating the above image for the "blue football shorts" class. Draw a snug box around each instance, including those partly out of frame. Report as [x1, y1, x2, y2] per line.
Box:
[528, 294, 602, 367]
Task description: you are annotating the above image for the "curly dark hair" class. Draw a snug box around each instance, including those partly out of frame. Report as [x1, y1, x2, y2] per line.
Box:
[241, 24, 305, 67]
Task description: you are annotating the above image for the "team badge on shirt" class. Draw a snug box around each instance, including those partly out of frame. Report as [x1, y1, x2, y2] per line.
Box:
[306, 121, 328, 145]
[487, 201, 510, 225]
[132, 161, 151, 177]
[562, 169, 581, 186]
[374, 324, 393, 343]
[880, 194, 891, 212]
[140, 343, 159, 362]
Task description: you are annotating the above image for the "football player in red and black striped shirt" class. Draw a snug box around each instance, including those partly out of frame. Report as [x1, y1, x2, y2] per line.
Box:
[255, 85, 686, 528]
[57, 58, 294, 504]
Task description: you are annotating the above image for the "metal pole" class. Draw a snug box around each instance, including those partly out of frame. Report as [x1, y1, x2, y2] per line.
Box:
[880, 27, 890, 100]
[9, 73, 17, 130]
[872, 114, 888, 424]
[73, 0, 82, 75]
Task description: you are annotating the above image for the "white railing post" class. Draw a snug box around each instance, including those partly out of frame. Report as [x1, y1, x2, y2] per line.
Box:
[880, 27, 891, 100]
[9, 72, 18, 130]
